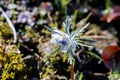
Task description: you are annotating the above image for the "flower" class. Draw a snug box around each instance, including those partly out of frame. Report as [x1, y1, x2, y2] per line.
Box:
[45, 16, 91, 63]
[50, 30, 76, 52]
[39, 2, 53, 16]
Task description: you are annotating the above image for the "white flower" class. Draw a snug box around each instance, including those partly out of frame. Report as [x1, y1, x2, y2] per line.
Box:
[45, 16, 91, 64]
[51, 30, 75, 52]
[47, 16, 91, 53]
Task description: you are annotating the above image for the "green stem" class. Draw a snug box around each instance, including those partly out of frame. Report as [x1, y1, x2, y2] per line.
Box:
[105, 0, 110, 15]
[65, 6, 67, 16]
[12, 0, 16, 20]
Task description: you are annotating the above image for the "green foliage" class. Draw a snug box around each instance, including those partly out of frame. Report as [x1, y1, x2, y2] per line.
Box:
[72, 10, 78, 28]
[1, 54, 26, 80]
[12, 0, 16, 20]
[61, 0, 71, 10]
[86, 51, 102, 60]
[0, 39, 26, 80]
[60, 0, 71, 15]
[39, 52, 62, 79]
[0, 22, 13, 39]
[105, 0, 110, 15]
[25, 27, 40, 42]
[79, 72, 83, 80]
[108, 70, 120, 80]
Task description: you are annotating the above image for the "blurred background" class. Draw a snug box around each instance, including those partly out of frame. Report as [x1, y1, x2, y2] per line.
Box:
[0, 0, 120, 80]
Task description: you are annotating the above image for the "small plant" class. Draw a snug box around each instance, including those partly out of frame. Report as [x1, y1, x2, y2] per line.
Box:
[45, 16, 92, 80]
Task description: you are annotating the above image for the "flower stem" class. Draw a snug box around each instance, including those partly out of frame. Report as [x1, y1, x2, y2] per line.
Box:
[70, 64, 74, 80]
